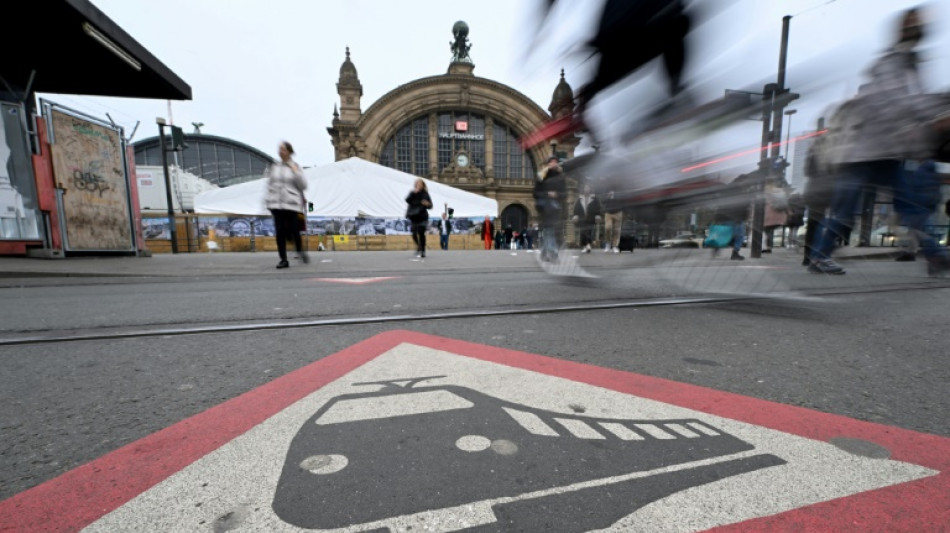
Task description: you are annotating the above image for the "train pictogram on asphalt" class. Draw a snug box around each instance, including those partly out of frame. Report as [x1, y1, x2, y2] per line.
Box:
[1, 331, 947, 532]
[273, 376, 784, 530]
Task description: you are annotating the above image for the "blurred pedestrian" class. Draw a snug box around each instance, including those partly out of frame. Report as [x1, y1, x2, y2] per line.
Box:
[438, 211, 453, 250]
[534, 155, 567, 261]
[809, 7, 950, 275]
[708, 174, 752, 260]
[405, 178, 432, 258]
[537, 0, 691, 130]
[265, 141, 308, 269]
[572, 182, 602, 253]
[784, 192, 805, 249]
[526, 224, 538, 250]
[602, 189, 623, 253]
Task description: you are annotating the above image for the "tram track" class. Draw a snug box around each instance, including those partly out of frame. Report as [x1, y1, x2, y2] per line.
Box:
[1, 279, 946, 347]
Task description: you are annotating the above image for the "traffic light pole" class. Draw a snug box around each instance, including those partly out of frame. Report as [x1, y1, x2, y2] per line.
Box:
[156, 119, 179, 253]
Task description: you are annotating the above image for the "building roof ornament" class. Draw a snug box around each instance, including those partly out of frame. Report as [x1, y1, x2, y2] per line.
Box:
[450, 21, 473, 64]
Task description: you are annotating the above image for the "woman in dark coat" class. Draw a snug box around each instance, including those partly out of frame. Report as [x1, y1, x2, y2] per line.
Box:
[405, 178, 433, 258]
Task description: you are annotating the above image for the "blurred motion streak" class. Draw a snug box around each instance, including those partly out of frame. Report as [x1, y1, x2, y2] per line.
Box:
[681, 130, 828, 173]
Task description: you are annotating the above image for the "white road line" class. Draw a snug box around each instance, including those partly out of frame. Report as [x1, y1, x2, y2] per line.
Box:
[633, 423, 677, 439]
[664, 423, 702, 438]
[554, 418, 607, 439]
[599, 422, 646, 440]
[502, 408, 560, 436]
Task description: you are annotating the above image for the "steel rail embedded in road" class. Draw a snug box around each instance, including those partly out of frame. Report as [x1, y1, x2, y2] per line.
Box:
[0, 279, 946, 347]
[0, 295, 742, 347]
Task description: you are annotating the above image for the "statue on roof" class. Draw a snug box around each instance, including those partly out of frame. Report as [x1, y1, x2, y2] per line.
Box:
[450, 21, 473, 63]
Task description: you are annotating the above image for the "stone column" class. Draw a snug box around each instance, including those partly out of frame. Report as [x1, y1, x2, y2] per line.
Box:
[484, 117, 494, 178]
[428, 113, 438, 179]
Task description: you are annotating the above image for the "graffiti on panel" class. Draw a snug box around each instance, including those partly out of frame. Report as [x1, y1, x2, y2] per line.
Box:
[49, 109, 132, 251]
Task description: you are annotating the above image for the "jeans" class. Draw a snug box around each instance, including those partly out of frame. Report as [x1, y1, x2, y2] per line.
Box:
[811, 160, 901, 262]
[540, 216, 562, 258]
[895, 160, 944, 260]
[440, 233, 449, 250]
[732, 222, 745, 253]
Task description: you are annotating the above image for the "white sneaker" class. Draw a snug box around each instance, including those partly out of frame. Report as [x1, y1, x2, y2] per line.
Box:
[584, 244, 591, 253]
[612, 247, 620, 253]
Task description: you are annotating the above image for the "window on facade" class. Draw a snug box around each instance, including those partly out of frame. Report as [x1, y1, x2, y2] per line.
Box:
[468, 115, 485, 169]
[492, 123, 534, 180]
[216, 144, 235, 183]
[413, 118, 429, 174]
[381, 112, 534, 179]
[135, 139, 273, 187]
[437, 114, 453, 172]
[380, 116, 429, 176]
[380, 139, 394, 168]
[492, 124, 508, 178]
[434, 112, 486, 173]
[197, 142, 218, 182]
[180, 145, 201, 178]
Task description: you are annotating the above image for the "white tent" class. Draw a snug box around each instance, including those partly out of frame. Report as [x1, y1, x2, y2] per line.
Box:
[193, 157, 498, 218]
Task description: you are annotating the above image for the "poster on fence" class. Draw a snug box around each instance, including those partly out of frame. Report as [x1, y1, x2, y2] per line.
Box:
[47, 106, 133, 251]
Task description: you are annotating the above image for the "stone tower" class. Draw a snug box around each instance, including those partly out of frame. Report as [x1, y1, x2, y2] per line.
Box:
[337, 47, 363, 122]
[328, 47, 366, 160]
[548, 69, 580, 159]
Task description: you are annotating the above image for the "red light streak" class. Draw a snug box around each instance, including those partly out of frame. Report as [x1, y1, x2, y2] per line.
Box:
[680, 129, 827, 173]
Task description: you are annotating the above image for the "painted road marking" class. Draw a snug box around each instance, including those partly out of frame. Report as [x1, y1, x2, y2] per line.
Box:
[1, 331, 947, 532]
[311, 276, 397, 284]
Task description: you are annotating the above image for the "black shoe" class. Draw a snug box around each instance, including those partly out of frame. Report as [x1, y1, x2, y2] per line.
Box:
[894, 252, 916, 262]
[420, 251, 426, 258]
[801, 258, 811, 266]
[276, 260, 289, 269]
[730, 251, 744, 261]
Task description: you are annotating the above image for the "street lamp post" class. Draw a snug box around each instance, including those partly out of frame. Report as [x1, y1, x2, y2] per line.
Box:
[156, 117, 179, 253]
[784, 109, 797, 160]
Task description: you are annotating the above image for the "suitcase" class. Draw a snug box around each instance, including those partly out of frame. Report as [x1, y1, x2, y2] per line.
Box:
[618, 234, 637, 252]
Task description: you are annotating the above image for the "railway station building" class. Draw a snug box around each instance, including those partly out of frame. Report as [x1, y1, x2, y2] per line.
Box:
[326, 22, 582, 233]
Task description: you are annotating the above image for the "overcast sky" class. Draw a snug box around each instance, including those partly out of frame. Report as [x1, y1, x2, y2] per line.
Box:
[42, 0, 950, 174]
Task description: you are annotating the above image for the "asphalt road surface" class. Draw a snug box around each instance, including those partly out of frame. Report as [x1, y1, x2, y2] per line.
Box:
[0, 249, 947, 531]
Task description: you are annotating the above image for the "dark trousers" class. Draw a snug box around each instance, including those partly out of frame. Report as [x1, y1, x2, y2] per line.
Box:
[440, 233, 449, 250]
[577, 224, 595, 247]
[271, 209, 303, 261]
[812, 161, 900, 261]
[411, 222, 427, 252]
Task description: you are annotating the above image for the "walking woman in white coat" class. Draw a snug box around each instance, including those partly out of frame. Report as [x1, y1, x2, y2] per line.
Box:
[265, 141, 308, 268]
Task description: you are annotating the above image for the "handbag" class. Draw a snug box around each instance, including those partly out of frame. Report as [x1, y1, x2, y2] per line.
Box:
[704, 224, 734, 249]
[406, 204, 426, 221]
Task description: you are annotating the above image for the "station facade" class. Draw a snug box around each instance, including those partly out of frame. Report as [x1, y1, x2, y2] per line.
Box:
[326, 24, 581, 232]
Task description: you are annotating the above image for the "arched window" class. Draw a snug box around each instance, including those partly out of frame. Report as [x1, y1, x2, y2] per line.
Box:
[378, 113, 535, 180]
[379, 116, 429, 175]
